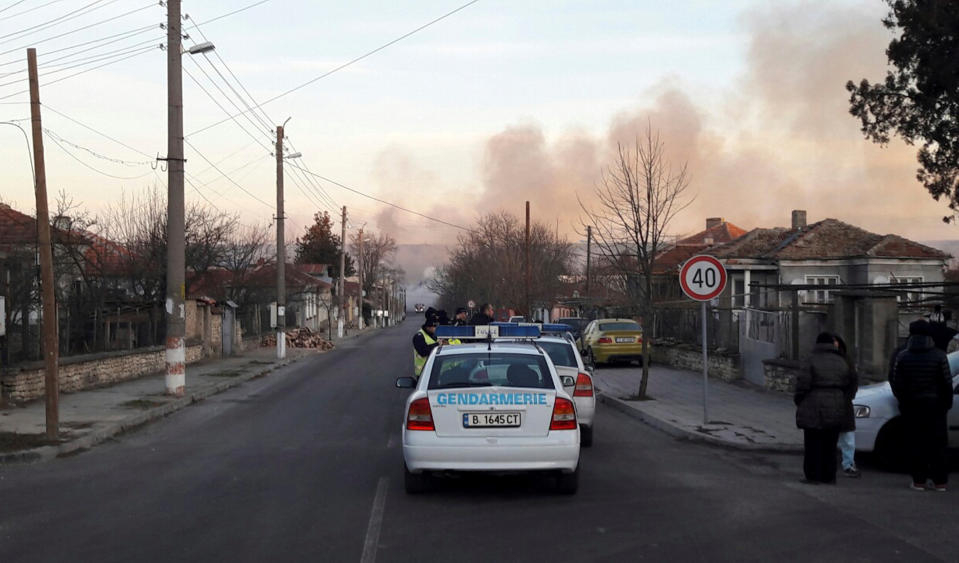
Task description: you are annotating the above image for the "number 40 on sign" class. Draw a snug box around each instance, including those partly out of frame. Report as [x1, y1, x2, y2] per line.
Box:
[679, 255, 727, 301]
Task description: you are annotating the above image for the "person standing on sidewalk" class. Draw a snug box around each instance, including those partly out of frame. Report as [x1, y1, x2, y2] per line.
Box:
[834, 335, 861, 478]
[795, 332, 857, 484]
[890, 319, 954, 492]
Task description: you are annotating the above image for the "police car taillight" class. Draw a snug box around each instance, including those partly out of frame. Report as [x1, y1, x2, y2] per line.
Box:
[573, 372, 593, 397]
[406, 398, 435, 431]
[549, 398, 577, 430]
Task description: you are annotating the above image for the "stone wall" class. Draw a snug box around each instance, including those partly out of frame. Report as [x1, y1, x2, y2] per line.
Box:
[1, 344, 204, 403]
[653, 343, 741, 382]
[762, 358, 803, 393]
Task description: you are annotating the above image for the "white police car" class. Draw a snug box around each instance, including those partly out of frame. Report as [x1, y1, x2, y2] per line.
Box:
[395, 324, 581, 494]
[535, 325, 596, 447]
[854, 350, 959, 467]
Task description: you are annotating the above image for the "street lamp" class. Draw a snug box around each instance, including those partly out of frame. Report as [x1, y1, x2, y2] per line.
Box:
[185, 41, 215, 55]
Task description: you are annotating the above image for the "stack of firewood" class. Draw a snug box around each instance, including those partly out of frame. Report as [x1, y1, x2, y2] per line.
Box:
[261, 327, 335, 350]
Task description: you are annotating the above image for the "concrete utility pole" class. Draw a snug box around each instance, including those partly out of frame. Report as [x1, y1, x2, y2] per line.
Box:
[586, 225, 592, 302]
[357, 228, 364, 330]
[27, 48, 59, 439]
[525, 201, 531, 317]
[164, 0, 186, 396]
[275, 123, 286, 359]
[339, 205, 347, 337]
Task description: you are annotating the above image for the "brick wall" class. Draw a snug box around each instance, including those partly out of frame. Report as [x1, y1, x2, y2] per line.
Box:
[653, 343, 741, 382]
[762, 358, 802, 393]
[1, 344, 204, 403]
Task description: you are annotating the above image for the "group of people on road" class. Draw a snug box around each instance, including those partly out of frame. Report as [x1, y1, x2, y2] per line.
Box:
[796, 313, 954, 491]
[411, 303, 497, 378]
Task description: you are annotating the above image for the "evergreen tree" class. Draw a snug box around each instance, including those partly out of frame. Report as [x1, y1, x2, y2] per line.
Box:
[294, 211, 355, 278]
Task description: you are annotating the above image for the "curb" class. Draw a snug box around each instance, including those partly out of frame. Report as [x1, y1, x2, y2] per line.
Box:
[597, 392, 803, 454]
[1, 356, 298, 465]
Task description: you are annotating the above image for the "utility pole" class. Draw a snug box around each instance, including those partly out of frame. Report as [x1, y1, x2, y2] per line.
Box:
[164, 0, 186, 396]
[525, 201, 531, 317]
[27, 48, 58, 439]
[275, 123, 286, 359]
[357, 228, 364, 330]
[339, 205, 347, 337]
[585, 225, 592, 306]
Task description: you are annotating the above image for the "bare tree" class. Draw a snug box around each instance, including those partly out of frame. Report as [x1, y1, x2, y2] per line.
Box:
[579, 123, 693, 398]
[429, 211, 574, 314]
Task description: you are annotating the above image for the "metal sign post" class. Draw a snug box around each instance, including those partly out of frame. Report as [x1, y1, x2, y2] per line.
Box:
[679, 255, 727, 426]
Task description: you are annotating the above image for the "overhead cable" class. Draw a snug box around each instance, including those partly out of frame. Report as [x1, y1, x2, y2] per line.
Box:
[287, 163, 469, 231]
[187, 0, 481, 138]
[184, 138, 273, 209]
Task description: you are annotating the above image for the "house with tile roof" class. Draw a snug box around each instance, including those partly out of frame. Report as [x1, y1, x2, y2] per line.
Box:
[708, 210, 949, 309]
[704, 210, 950, 383]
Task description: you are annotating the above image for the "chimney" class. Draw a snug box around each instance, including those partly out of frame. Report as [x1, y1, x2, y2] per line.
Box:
[791, 210, 807, 230]
[706, 217, 723, 230]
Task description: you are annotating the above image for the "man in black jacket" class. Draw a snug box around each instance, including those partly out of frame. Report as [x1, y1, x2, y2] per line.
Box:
[469, 303, 495, 325]
[411, 318, 439, 379]
[891, 319, 954, 491]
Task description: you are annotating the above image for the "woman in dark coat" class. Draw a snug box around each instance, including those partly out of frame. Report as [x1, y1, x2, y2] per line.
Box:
[795, 332, 858, 484]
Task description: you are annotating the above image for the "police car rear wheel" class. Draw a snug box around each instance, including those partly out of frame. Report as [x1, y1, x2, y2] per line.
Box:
[404, 465, 430, 494]
[580, 424, 593, 448]
[556, 466, 579, 495]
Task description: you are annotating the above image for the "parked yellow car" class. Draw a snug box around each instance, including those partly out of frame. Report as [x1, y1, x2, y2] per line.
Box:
[578, 318, 647, 366]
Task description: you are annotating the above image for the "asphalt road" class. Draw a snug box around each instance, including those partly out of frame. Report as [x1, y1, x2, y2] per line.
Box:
[2, 317, 958, 562]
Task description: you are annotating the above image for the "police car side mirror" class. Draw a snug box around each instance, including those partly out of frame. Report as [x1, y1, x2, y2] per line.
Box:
[395, 377, 416, 389]
[560, 375, 575, 387]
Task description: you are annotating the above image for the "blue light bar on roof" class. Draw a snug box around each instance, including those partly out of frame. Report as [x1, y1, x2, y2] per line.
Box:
[435, 325, 475, 339]
[540, 323, 572, 334]
[499, 325, 540, 337]
[434, 324, 540, 339]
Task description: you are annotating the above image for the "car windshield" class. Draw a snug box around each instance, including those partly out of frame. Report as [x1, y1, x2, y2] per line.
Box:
[559, 318, 586, 329]
[537, 340, 577, 368]
[428, 353, 555, 390]
[599, 321, 641, 331]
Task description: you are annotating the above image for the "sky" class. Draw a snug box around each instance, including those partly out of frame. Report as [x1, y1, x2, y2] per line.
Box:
[1, 0, 957, 252]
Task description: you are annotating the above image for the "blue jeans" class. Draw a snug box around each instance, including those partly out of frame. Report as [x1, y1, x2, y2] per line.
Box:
[838, 431, 856, 470]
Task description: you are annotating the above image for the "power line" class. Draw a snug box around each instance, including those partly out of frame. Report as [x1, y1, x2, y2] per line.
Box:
[0, 35, 161, 78]
[0, 23, 156, 69]
[43, 103, 153, 158]
[192, 0, 271, 28]
[0, 45, 157, 101]
[184, 138, 273, 209]
[183, 19, 343, 211]
[181, 63, 273, 154]
[0, 0, 68, 22]
[0, 43, 157, 87]
[187, 0, 482, 138]
[0, 0, 117, 45]
[287, 163, 469, 231]
[46, 129, 153, 180]
[0, 0, 30, 17]
[43, 127, 152, 166]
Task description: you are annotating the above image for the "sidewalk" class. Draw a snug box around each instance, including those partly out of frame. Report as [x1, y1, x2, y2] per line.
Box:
[592, 363, 803, 453]
[0, 327, 374, 463]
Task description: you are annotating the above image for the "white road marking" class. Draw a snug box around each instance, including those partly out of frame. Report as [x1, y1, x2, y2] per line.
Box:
[386, 435, 395, 449]
[360, 477, 388, 563]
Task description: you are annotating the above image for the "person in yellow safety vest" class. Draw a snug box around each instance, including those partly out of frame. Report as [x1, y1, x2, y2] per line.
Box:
[412, 318, 439, 378]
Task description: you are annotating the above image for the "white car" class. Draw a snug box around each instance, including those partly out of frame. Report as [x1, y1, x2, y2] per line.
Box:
[535, 334, 596, 447]
[854, 351, 959, 466]
[395, 326, 581, 494]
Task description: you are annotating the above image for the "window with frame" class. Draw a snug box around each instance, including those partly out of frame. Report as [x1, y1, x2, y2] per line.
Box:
[805, 275, 840, 304]
[891, 275, 923, 303]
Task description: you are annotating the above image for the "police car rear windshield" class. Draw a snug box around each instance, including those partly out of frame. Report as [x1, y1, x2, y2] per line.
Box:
[428, 353, 555, 390]
[599, 321, 641, 331]
[537, 340, 577, 368]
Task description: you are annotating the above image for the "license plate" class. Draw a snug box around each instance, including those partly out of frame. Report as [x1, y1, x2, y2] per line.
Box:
[615, 337, 634, 343]
[463, 412, 520, 428]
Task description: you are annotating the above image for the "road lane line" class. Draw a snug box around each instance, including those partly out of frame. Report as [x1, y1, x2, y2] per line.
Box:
[360, 477, 388, 563]
[386, 435, 395, 449]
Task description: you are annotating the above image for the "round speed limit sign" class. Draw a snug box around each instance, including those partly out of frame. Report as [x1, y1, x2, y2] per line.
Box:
[679, 255, 727, 301]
